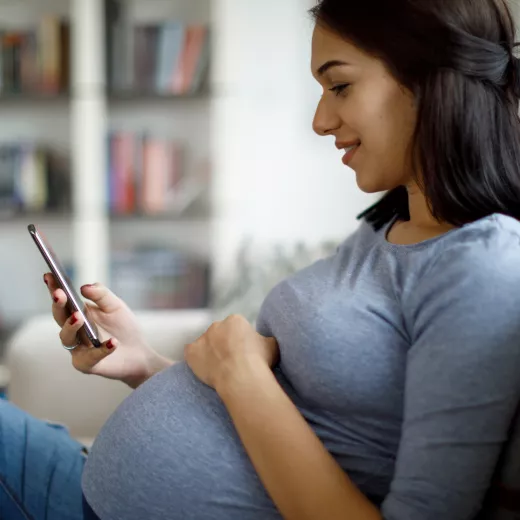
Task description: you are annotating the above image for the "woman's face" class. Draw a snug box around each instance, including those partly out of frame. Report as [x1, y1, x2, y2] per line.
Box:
[311, 23, 418, 193]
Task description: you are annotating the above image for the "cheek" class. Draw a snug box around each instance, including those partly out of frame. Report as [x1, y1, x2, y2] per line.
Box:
[343, 90, 416, 191]
[353, 91, 415, 166]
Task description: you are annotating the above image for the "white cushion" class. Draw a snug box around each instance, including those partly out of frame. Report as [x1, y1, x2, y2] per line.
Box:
[5, 310, 212, 440]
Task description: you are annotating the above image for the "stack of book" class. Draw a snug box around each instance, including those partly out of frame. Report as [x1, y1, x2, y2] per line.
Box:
[107, 132, 191, 216]
[0, 143, 70, 217]
[106, 1, 210, 95]
[0, 16, 70, 96]
[111, 245, 210, 310]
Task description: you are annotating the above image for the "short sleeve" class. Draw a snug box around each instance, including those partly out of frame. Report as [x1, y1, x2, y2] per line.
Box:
[382, 237, 520, 520]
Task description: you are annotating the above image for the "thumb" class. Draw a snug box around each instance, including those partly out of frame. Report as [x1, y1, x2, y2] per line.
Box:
[72, 337, 118, 374]
[80, 283, 122, 313]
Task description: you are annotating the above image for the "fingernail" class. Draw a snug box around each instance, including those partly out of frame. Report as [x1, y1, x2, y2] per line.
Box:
[70, 314, 78, 325]
[43, 275, 48, 285]
[107, 339, 115, 350]
[81, 284, 95, 290]
[53, 296, 59, 303]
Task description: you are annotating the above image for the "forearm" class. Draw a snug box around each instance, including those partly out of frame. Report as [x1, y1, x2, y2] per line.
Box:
[216, 361, 382, 520]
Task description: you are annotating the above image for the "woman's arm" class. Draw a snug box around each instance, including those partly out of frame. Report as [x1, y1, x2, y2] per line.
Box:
[216, 359, 382, 520]
[125, 354, 176, 389]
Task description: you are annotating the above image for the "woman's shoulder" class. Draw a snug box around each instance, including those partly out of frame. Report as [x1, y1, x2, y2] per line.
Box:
[431, 213, 520, 270]
[410, 214, 520, 310]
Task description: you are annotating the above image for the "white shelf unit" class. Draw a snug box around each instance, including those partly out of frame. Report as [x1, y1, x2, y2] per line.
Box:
[0, 0, 214, 327]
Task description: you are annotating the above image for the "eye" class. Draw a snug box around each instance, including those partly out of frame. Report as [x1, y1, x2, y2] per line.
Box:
[329, 83, 350, 97]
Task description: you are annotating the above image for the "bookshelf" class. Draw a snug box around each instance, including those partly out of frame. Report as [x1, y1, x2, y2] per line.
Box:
[108, 90, 209, 102]
[0, 0, 213, 333]
[0, 93, 70, 103]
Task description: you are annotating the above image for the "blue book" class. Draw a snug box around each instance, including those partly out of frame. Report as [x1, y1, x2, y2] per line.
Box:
[155, 22, 185, 94]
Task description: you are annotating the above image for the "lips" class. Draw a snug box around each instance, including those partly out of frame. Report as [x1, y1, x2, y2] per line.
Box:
[342, 144, 360, 166]
[335, 140, 361, 150]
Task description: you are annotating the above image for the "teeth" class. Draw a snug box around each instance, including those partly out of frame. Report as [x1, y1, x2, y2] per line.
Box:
[344, 144, 358, 153]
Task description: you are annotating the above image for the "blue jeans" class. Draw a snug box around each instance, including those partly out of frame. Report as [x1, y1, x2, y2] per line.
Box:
[0, 399, 99, 520]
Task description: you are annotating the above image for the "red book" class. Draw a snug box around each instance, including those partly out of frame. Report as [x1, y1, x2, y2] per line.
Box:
[171, 26, 202, 94]
[181, 26, 207, 93]
[119, 133, 136, 213]
[142, 139, 167, 214]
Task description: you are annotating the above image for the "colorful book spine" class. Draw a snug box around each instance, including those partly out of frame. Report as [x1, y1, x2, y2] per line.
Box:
[0, 18, 69, 95]
[128, 21, 209, 95]
[142, 138, 167, 214]
[112, 132, 135, 214]
[156, 23, 184, 94]
[189, 27, 210, 93]
[180, 25, 208, 94]
[108, 132, 191, 215]
[0, 143, 69, 214]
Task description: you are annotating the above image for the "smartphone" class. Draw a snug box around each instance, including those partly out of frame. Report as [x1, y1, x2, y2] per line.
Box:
[28, 224, 102, 347]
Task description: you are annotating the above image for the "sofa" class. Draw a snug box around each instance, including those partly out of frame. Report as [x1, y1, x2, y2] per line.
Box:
[4, 310, 212, 444]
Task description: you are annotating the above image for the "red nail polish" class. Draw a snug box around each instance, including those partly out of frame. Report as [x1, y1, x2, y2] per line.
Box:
[107, 339, 115, 350]
[53, 296, 59, 303]
[70, 314, 78, 325]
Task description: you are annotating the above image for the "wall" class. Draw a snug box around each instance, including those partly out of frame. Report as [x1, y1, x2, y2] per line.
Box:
[210, 0, 377, 281]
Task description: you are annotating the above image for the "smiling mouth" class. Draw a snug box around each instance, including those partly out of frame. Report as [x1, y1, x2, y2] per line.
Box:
[342, 143, 360, 165]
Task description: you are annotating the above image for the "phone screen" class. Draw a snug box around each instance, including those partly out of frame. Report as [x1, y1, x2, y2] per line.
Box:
[28, 224, 102, 347]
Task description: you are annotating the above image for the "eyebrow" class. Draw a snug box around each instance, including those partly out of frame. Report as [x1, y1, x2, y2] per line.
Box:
[316, 60, 351, 77]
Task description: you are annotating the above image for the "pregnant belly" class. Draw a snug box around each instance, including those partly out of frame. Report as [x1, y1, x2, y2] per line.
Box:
[82, 362, 281, 520]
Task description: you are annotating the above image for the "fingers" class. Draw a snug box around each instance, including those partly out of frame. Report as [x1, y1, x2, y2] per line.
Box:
[59, 311, 85, 348]
[80, 283, 122, 313]
[44, 273, 70, 326]
[71, 338, 118, 375]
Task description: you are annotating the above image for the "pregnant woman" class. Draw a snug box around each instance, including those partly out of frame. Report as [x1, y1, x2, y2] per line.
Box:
[3, 0, 520, 518]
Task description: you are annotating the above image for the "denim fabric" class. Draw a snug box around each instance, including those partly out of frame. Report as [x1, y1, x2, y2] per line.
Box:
[0, 399, 87, 520]
[82, 496, 101, 520]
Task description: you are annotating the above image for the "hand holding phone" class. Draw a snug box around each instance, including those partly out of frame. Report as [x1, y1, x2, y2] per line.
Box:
[28, 224, 102, 347]
[28, 223, 169, 386]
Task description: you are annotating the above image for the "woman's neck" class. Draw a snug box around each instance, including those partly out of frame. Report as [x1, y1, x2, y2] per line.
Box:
[406, 182, 454, 232]
[386, 183, 456, 245]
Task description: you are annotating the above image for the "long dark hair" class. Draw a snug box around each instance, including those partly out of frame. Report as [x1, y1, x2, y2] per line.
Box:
[310, 0, 520, 230]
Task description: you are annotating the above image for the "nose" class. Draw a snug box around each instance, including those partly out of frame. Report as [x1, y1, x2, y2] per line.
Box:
[312, 95, 341, 136]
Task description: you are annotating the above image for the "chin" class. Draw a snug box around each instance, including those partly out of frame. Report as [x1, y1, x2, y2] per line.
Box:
[354, 171, 388, 194]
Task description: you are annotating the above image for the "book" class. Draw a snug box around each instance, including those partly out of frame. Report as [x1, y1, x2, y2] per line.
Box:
[142, 138, 168, 214]
[106, 131, 197, 216]
[106, 0, 132, 92]
[20, 32, 38, 92]
[189, 28, 210, 94]
[0, 144, 68, 215]
[0, 18, 69, 96]
[156, 23, 185, 94]
[106, 10, 210, 95]
[179, 25, 208, 94]
[2, 32, 23, 93]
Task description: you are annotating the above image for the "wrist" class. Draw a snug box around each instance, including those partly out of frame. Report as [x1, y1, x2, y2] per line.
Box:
[124, 351, 173, 389]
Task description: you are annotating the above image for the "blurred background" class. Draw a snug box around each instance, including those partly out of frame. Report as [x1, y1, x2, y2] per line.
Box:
[0, 0, 379, 358]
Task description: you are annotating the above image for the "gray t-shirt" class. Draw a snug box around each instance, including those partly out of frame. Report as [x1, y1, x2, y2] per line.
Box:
[82, 213, 520, 520]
